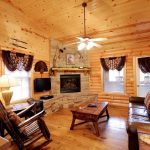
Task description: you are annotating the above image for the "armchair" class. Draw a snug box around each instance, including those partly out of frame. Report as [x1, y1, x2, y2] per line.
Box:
[0, 100, 51, 150]
[0, 101, 36, 137]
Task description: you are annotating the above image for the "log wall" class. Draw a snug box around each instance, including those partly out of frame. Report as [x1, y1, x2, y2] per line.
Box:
[88, 48, 150, 106]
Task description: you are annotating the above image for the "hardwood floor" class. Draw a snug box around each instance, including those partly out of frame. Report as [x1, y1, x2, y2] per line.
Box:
[8, 105, 128, 150]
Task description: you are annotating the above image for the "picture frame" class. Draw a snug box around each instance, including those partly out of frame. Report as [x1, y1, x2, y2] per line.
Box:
[66, 53, 75, 65]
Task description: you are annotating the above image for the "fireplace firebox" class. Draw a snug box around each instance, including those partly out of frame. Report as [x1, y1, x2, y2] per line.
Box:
[60, 74, 81, 93]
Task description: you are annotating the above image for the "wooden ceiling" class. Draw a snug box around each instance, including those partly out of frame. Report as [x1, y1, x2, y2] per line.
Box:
[4, 0, 150, 50]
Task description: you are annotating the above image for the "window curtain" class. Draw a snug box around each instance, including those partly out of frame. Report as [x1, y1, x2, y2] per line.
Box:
[2, 50, 33, 71]
[100, 56, 126, 71]
[138, 57, 150, 73]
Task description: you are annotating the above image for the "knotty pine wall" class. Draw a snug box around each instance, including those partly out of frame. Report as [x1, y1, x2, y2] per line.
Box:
[0, 1, 50, 100]
[88, 48, 150, 106]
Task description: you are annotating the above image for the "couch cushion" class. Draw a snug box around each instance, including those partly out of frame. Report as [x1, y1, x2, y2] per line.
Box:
[128, 115, 150, 124]
[129, 107, 149, 117]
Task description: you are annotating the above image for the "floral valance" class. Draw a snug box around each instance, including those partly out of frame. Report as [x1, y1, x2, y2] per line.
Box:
[2, 50, 33, 71]
[100, 56, 126, 71]
[138, 57, 150, 73]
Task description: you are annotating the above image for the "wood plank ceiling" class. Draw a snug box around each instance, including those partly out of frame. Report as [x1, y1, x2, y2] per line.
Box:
[4, 0, 150, 51]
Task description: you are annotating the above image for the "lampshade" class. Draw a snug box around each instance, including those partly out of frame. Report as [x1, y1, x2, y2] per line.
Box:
[0, 75, 19, 88]
[0, 75, 20, 107]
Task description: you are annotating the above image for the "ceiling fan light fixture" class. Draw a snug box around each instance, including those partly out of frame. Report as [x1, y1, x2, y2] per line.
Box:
[86, 41, 94, 50]
[78, 42, 86, 50]
[75, 2, 107, 51]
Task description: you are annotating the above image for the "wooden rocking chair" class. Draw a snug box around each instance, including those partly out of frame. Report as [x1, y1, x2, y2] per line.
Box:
[0, 100, 51, 150]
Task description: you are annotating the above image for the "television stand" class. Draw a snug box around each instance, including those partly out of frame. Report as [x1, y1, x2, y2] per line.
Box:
[40, 95, 54, 100]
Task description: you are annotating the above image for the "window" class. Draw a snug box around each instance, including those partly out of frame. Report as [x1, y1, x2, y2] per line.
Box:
[103, 69, 124, 93]
[139, 70, 150, 83]
[136, 61, 150, 97]
[5, 67, 30, 102]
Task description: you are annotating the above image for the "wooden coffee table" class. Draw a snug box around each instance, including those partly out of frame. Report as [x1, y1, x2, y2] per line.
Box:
[70, 101, 109, 136]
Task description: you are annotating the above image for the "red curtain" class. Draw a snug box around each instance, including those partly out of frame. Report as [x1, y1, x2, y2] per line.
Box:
[100, 56, 126, 71]
[2, 50, 33, 71]
[138, 57, 150, 73]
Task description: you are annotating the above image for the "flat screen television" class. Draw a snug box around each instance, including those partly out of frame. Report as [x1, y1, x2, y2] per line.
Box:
[34, 78, 51, 92]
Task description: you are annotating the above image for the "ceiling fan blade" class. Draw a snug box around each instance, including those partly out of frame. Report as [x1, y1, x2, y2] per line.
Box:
[76, 37, 85, 41]
[76, 37, 90, 41]
[93, 42, 102, 48]
[89, 38, 108, 42]
[64, 42, 81, 47]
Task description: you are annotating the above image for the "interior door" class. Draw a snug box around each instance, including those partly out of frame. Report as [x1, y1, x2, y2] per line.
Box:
[136, 57, 150, 97]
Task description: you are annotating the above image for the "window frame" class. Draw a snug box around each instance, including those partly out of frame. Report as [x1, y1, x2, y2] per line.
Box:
[134, 56, 150, 97]
[101, 63, 126, 95]
[4, 67, 31, 103]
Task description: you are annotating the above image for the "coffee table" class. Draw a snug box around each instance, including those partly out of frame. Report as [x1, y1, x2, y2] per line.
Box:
[70, 101, 109, 136]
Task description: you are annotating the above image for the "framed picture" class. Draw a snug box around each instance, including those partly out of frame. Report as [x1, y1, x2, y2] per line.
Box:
[66, 53, 75, 65]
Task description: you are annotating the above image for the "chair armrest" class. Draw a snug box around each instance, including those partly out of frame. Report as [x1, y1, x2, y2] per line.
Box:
[18, 110, 45, 128]
[129, 96, 145, 103]
[17, 102, 36, 118]
[27, 98, 44, 113]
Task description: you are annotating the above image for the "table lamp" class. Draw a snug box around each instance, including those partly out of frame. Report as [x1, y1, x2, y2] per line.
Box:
[0, 75, 19, 107]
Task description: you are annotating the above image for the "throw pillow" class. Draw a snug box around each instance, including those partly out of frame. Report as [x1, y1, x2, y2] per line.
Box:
[7, 109, 26, 134]
[146, 100, 150, 114]
[144, 91, 150, 106]
[7, 109, 22, 125]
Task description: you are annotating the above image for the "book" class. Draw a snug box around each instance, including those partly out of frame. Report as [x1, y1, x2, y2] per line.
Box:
[88, 103, 97, 107]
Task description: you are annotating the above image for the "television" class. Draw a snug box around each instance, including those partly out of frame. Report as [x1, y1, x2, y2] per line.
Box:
[34, 78, 51, 92]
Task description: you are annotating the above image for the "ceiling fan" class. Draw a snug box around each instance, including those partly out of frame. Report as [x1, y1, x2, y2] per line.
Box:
[76, 2, 107, 50]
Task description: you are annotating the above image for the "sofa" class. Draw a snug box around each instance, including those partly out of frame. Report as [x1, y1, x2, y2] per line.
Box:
[128, 95, 150, 127]
[127, 92, 150, 150]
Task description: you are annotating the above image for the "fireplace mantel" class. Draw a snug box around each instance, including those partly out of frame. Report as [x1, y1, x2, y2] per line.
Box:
[51, 67, 90, 75]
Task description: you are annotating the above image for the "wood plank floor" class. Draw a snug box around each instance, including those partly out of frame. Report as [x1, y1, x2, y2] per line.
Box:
[8, 105, 128, 150]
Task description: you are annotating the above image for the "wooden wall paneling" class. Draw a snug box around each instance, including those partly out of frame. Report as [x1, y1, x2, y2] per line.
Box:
[0, 1, 50, 100]
[32, 59, 51, 99]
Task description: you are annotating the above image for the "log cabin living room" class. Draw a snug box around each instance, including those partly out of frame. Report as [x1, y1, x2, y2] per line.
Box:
[0, 0, 150, 150]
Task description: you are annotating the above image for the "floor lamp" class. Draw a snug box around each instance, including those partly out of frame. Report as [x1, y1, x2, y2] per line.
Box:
[0, 75, 19, 107]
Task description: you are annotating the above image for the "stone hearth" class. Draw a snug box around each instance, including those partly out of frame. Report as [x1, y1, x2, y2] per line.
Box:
[42, 93, 98, 114]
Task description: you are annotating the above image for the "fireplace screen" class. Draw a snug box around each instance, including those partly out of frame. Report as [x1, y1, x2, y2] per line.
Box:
[60, 74, 81, 93]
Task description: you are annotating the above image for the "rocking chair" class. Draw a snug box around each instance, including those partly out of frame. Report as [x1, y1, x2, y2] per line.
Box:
[0, 100, 51, 150]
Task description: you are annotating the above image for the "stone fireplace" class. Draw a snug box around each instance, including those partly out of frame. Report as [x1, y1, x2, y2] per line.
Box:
[50, 39, 90, 95]
[60, 74, 81, 93]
